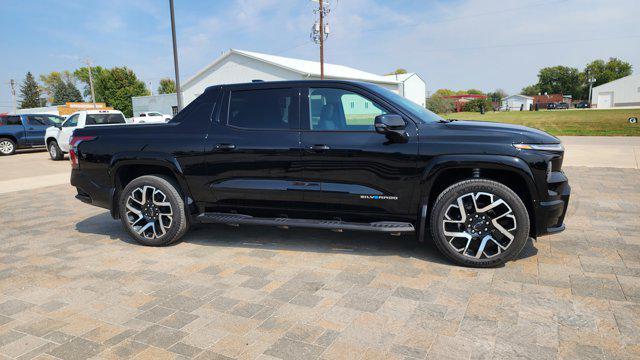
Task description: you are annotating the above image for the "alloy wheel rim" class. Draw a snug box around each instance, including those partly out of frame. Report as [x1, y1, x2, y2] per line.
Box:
[0, 140, 13, 154]
[49, 144, 57, 158]
[126, 185, 173, 239]
[442, 191, 517, 259]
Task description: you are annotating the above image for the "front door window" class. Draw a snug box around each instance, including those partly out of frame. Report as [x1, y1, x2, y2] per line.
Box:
[308, 88, 387, 131]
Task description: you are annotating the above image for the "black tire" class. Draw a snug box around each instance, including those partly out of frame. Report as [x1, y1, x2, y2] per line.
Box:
[429, 179, 530, 268]
[0, 138, 16, 156]
[48, 140, 64, 160]
[119, 175, 189, 246]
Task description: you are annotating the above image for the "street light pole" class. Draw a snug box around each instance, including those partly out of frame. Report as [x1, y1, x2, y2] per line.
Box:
[169, 0, 183, 111]
[84, 59, 97, 108]
[587, 76, 596, 108]
[9, 79, 17, 113]
[319, 0, 324, 79]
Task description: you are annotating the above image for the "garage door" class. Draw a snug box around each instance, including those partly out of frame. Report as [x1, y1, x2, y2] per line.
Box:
[597, 92, 613, 108]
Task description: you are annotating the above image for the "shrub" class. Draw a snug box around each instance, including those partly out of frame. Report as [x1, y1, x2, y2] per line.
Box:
[426, 94, 455, 114]
[462, 98, 493, 112]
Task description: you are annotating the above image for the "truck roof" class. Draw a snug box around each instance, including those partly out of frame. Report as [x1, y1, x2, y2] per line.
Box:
[204, 79, 380, 93]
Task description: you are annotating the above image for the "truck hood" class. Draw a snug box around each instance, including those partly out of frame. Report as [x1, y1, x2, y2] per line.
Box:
[439, 120, 560, 144]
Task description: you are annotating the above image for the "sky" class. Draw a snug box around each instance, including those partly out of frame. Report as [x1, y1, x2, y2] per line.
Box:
[1, 0, 638, 112]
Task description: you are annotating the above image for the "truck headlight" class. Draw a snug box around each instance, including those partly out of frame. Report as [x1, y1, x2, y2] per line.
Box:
[513, 143, 564, 151]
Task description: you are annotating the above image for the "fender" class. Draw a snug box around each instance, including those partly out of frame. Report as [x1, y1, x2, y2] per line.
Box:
[420, 154, 539, 202]
[107, 152, 196, 219]
[415, 154, 540, 242]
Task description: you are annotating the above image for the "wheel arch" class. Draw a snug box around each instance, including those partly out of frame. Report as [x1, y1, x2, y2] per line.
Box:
[108, 153, 196, 219]
[418, 155, 539, 238]
[45, 136, 57, 147]
[0, 135, 18, 144]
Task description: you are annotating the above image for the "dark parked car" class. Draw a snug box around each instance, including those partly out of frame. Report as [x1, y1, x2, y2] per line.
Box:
[546, 102, 557, 110]
[70, 80, 570, 267]
[556, 102, 570, 109]
[0, 114, 64, 155]
[575, 101, 590, 109]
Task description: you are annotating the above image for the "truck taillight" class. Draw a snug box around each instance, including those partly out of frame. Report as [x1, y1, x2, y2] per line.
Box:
[69, 136, 96, 169]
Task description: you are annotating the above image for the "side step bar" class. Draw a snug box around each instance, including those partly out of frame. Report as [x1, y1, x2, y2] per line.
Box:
[197, 212, 415, 233]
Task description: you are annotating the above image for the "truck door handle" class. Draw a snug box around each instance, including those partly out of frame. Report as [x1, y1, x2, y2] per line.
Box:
[309, 144, 330, 151]
[215, 143, 236, 151]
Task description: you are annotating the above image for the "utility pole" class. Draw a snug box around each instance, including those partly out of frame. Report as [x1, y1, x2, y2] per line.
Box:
[310, 0, 330, 79]
[9, 79, 17, 113]
[587, 75, 596, 108]
[84, 58, 97, 108]
[169, 0, 183, 111]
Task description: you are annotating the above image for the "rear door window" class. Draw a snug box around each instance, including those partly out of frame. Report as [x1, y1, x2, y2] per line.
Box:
[1, 116, 22, 126]
[228, 88, 298, 130]
[85, 113, 126, 125]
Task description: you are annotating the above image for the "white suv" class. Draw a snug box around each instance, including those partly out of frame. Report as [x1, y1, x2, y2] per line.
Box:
[45, 110, 127, 160]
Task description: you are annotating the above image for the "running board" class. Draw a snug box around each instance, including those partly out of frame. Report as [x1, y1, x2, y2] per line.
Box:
[197, 212, 415, 233]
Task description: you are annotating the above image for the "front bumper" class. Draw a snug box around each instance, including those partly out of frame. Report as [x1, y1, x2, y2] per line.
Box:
[535, 171, 570, 236]
[71, 169, 115, 213]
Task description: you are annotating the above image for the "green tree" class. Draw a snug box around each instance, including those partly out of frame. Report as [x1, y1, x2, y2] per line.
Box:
[536, 66, 581, 96]
[19, 72, 41, 109]
[40, 71, 64, 104]
[487, 89, 507, 102]
[385, 68, 407, 75]
[434, 89, 456, 97]
[521, 84, 540, 96]
[53, 80, 83, 104]
[93, 67, 150, 117]
[464, 89, 484, 95]
[41, 71, 83, 105]
[426, 94, 455, 114]
[157, 78, 176, 94]
[583, 58, 632, 87]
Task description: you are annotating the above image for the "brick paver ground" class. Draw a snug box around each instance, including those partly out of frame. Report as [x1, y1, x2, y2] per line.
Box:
[0, 167, 638, 359]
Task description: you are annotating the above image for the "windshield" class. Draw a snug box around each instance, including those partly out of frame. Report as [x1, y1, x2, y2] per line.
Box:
[371, 85, 444, 123]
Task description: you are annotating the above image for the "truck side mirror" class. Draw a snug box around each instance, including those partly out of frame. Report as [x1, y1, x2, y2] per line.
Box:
[374, 114, 408, 143]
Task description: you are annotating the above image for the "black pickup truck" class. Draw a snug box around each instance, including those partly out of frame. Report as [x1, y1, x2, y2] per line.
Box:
[71, 80, 570, 267]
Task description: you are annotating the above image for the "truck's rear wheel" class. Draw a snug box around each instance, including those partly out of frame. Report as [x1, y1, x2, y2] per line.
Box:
[429, 179, 530, 268]
[119, 175, 189, 246]
[0, 138, 16, 156]
[48, 140, 64, 160]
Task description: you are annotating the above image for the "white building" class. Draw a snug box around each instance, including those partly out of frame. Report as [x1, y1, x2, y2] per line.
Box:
[591, 74, 640, 108]
[501, 95, 533, 111]
[384, 73, 427, 107]
[133, 49, 427, 114]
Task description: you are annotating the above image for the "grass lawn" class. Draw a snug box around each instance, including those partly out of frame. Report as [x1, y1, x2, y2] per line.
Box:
[442, 109, 640, 136]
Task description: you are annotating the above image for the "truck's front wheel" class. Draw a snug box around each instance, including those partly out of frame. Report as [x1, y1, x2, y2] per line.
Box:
[48, 140, 64, 160]
[119, 175, 189, 246]
[429, 179, 530, 268]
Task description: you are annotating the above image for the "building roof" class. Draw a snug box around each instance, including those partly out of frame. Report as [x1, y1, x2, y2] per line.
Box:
[592, 73, 639, 90]
[502, 94, 533, 100]
[444, 94, 487, 99]
[183, 49, 399, 88]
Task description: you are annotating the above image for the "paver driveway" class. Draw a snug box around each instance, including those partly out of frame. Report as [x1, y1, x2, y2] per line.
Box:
[0, 166, 638, 359]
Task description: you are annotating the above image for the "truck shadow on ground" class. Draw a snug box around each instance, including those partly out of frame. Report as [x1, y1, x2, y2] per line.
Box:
[75, 212, 538, 267]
